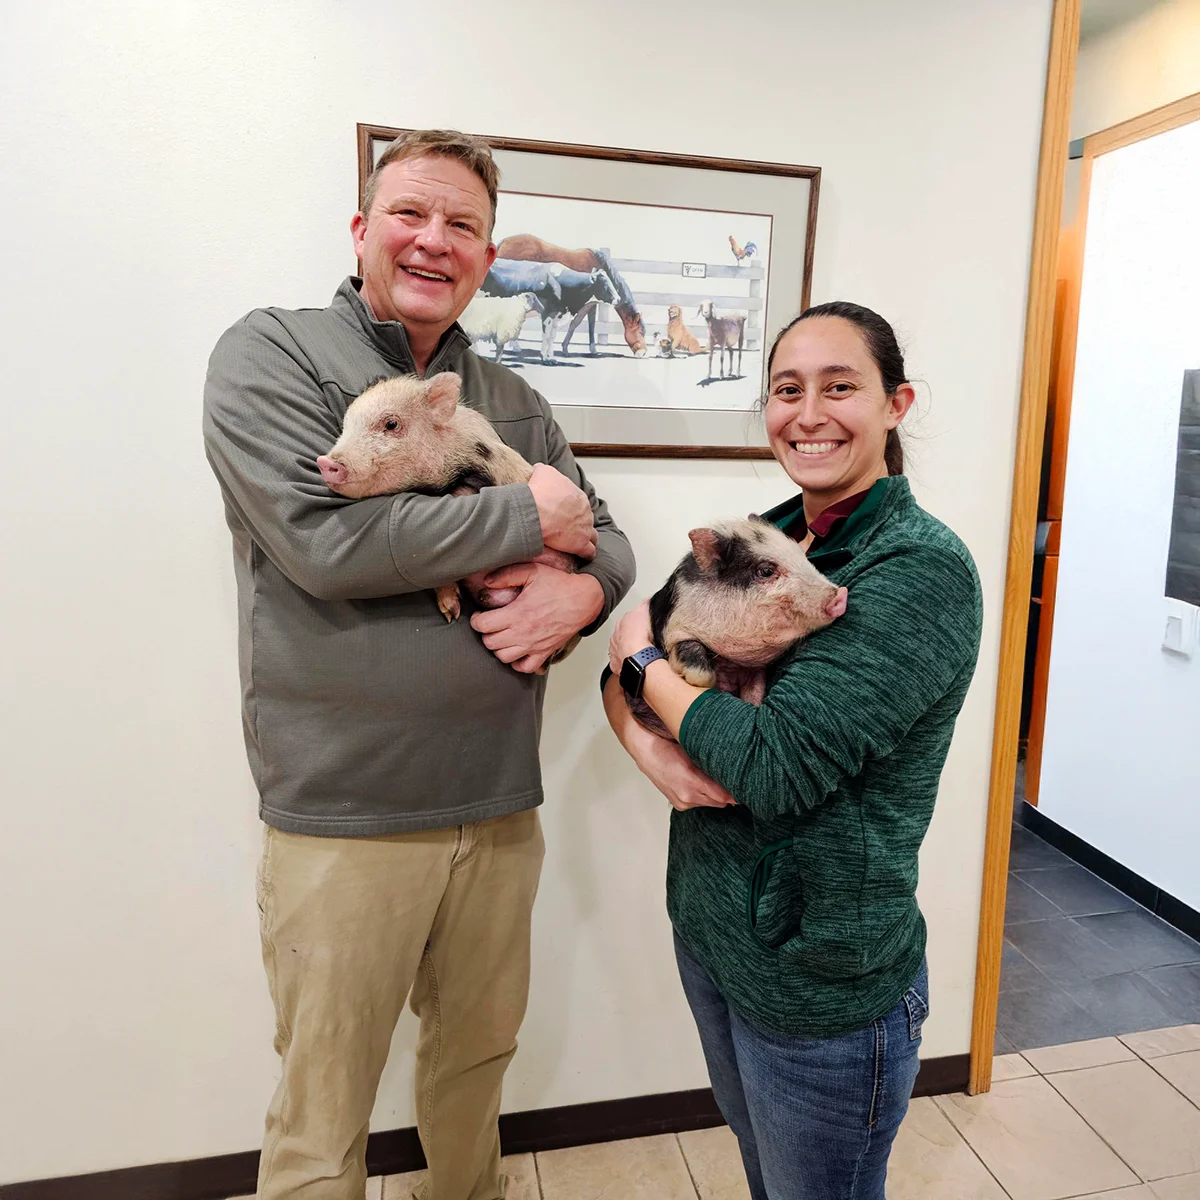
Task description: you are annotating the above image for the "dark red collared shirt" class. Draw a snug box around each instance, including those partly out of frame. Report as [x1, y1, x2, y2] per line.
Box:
[793, 489, 874, 550]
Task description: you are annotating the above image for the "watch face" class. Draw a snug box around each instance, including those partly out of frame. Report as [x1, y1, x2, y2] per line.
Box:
[620, 656, 645, 700]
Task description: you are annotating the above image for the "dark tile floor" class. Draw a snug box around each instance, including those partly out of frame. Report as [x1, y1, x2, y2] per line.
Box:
[997, 777, 1200, 1052]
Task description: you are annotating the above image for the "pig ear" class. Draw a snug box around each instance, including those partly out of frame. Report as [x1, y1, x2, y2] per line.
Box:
[747, 512, 770, 526]
[688, 528, 722, 573]
[425, 372, 461, 424]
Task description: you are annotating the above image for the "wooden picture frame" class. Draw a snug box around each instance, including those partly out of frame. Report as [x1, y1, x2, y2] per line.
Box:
[356, 125, 821, 459]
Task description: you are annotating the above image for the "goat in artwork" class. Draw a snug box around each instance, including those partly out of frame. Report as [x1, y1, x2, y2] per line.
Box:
[698, 301, 746, 380]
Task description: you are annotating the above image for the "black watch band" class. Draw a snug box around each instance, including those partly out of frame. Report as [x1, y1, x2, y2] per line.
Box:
[620, 645, 665, 700]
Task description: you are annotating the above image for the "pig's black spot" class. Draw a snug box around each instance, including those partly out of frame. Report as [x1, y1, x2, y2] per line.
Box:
[648, 572, 679, 651]
[678, 532, 763, 590]
[716, 533, 771, 590]
[446, 469, 495, 493]
[474, 441, 494, 461]
[410, 468, 495, 497]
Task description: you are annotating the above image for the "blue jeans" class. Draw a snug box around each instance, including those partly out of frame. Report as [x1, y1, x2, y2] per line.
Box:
[674, 931, 927, 1200]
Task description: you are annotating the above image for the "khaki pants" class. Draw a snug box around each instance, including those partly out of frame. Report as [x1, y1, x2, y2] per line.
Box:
[255, 808, 545, 1200]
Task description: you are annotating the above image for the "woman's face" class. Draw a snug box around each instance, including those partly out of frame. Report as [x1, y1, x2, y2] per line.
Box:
[764, 317, 914, 501]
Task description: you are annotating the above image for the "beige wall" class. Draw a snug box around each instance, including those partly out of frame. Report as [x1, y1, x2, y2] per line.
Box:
[0, 0, 1053, 1183]
[1065, 0, 1200, 219]
[1074, 0, 1200, 136]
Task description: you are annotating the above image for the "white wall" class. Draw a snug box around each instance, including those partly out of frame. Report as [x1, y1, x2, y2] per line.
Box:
[0, 0, 1052, 1183]
[1039, 118, 1200, 908]
[1064, 0, 1200, 220]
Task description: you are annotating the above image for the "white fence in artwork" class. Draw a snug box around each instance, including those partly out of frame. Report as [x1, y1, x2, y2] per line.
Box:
[505, 258, 765, 354]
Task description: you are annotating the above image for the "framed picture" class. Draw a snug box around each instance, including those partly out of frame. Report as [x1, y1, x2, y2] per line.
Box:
[357, 125, 821, 459]
[1166, 370, 1200, 607]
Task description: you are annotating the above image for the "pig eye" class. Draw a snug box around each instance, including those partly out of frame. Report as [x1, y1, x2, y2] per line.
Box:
[383, 417, 402, 433]
[755, 562, 778, 580]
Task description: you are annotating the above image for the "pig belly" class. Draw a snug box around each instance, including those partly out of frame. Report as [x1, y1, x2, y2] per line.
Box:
[713, 658, 768, 705]
[460, 547, 580, 610]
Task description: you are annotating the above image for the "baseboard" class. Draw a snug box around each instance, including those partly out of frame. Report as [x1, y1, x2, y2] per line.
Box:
[0, 1055, 968, 1199]
[1017, 801, 1200, 942]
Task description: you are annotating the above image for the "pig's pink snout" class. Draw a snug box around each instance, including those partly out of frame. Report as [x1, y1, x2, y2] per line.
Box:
[317, 455, 348, 488]
[825, 587, 848, 620]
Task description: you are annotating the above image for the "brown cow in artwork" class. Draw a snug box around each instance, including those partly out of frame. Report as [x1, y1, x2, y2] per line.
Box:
[495, 234, 646, 357]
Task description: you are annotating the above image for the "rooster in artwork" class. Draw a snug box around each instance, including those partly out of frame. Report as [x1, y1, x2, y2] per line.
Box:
[729, 235, 758, 265]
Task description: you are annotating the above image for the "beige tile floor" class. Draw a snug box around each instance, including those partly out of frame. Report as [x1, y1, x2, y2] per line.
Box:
[234, 1025, 1200, 1200]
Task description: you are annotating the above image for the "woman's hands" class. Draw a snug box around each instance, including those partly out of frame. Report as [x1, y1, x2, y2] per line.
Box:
[600, 672, 735, 811]
[608, 599, 654, 674]
[637, 730, 737, 811]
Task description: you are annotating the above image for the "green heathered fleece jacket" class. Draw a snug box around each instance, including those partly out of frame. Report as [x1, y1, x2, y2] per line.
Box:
[669, 476, 982, 1037]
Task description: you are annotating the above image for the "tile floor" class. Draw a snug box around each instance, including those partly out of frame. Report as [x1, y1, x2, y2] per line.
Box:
[230, 1025, 1200, 1199]
[230, 767, 1200, 1199]
[998, 783, 1200, 1053]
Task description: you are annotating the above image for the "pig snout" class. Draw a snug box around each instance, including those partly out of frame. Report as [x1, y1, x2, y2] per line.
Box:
[825, 587, 848, 621]
[316, 455, 349, 489]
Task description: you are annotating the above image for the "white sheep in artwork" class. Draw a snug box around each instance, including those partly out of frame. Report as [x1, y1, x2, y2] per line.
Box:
[458, 292, 542, 363]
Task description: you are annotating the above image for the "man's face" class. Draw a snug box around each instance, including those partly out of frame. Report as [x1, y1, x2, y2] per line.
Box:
[351, 155, 497, 342]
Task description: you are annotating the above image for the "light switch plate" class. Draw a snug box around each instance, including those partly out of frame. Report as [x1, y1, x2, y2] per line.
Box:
[1163, 597, 1199, 658]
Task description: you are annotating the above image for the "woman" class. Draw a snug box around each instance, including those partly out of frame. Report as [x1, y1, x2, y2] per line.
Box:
[603, 302, 983, 1200]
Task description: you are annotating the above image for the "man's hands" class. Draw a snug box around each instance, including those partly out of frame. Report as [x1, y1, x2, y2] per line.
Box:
[528, 464, 597, 561]
[470, 563, 604, 674]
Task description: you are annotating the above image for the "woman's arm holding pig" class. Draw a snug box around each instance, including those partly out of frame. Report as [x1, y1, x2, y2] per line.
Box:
[601, 672, 735, 811]
[608, 600, 706, 740]
[671, 549, 981, 820]
[204, 316, 547, 602]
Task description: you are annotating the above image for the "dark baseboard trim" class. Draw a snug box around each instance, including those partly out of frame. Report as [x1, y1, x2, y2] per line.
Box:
[913, 1052, 971, 1099]
[0, 1056, 967, 1199]
[1017, 801, 1200, 942]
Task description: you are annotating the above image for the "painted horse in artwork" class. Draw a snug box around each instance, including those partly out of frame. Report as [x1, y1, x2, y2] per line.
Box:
[494, 234, 647, 357]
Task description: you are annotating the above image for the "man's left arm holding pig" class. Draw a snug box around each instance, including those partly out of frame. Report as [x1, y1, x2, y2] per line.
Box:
[470, 389, 635, 673]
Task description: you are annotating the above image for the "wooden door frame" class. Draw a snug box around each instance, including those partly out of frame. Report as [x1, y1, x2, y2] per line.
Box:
[968, 0, 1080, 1094]
[968, 0, 1200, 1084]
[1024, 91, 1200, 807]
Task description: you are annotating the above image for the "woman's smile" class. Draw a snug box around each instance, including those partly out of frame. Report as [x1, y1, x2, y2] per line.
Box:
[788, 438, 846, 458]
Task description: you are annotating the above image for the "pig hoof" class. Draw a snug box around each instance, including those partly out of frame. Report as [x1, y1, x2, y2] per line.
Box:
[671, 640, 717, 689]
[435, 585, 462, 622]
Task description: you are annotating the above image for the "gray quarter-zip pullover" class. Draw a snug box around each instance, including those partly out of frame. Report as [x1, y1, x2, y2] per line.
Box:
[203, 278, 635, 835]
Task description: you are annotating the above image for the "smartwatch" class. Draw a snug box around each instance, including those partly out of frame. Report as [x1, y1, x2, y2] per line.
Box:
[620, 645, 665, 700]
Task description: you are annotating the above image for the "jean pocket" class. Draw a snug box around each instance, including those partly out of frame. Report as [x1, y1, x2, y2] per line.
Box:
[902, 984, 929, 1041]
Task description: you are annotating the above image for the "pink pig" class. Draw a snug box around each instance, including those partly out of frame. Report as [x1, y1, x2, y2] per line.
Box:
[317, 373, 579, 656]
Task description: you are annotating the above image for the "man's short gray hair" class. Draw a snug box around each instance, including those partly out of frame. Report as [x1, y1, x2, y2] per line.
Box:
[361, 129, 500, 235]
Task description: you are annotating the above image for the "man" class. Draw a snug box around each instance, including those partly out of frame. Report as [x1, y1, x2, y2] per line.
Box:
[203, 129, 634, 1200]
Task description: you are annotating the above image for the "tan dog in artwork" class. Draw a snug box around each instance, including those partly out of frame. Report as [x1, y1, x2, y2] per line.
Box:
[666, 304, 704, 354]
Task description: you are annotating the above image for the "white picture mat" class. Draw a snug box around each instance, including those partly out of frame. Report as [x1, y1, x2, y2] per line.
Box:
[485, 190, 772, 413]
[365, 133, 815, 448]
